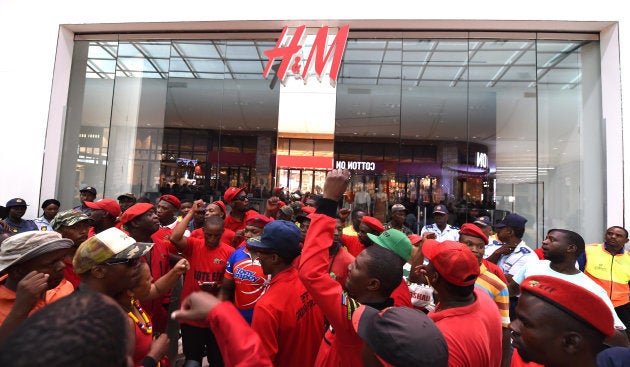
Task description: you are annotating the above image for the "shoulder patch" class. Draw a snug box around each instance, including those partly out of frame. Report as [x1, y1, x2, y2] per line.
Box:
[518, 247, 531, 254]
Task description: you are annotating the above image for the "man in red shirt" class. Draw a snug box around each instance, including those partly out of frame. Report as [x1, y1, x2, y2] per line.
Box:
[510, 275, 616, 367]
[421, 239, 503, 366]
[121, 203, 173, 334]
[342, 215, 383, 257]
[84, 198, 121, 235]
[169, 214, 235, 367]
[299, 169, 413, 367]
[247, 220, 325, 367]
[223, 187, 257, 233]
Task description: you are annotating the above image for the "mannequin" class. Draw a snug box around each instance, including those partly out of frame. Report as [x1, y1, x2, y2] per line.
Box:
[354, 184, 371, 213]
[373, 185, 388, 222]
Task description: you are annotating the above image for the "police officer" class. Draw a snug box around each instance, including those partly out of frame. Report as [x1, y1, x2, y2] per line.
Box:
[420, 204, 459, 242]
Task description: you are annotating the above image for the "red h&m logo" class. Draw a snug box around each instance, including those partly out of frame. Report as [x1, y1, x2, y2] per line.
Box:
[263, 25, 349, 86]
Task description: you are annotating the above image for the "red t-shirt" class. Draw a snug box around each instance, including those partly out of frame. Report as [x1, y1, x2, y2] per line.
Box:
[224, 210, 259, 233]
[190, 227, 236, 248]
[251, 267, 325, 367]
[341, 234, 365, 258]
[181, 237, 234, 327]
[141, 236, 172, 333]
[429, 287, 503, 367]
[328, 247, 353, 287]
[63, 258, 81, 288]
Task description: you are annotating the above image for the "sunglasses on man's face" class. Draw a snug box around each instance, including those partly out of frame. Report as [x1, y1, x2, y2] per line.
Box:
[233, 195, 248, 201]
[102, 257, 141, 267]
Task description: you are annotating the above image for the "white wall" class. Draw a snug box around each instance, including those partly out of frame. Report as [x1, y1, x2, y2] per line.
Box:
[0, 0, 627, 224]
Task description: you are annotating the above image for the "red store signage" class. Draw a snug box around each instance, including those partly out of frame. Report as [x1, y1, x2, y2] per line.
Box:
[263, 25, 349, 85]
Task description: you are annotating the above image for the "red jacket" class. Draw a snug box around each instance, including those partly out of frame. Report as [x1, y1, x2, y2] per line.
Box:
[206, 302, 273, 367]
[298, 213, 365, 367]
[251, 267, 325, 367]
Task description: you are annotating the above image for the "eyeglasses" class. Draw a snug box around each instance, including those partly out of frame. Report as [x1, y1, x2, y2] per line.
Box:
[233, 195, 248, 202]
[102, 257, 141, 267]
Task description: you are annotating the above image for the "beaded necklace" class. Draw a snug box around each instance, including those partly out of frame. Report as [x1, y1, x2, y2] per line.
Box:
[128, 297, 153, 335]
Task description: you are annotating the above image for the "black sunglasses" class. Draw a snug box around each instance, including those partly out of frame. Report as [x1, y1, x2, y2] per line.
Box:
[233, 195, 248, 201]
[102, 257, 141, 267]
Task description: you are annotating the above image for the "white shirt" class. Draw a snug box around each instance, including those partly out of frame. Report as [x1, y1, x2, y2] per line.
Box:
[420, 223, 460, 242]
[513, 259, 626, 330]
[484, 239, 538, 276]
[33, 216, 53, 231]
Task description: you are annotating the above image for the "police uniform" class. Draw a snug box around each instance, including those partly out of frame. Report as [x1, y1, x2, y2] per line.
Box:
[484, 239, 538, 277]
[420, 223, 460, 242]
[34, 216, 53, 231]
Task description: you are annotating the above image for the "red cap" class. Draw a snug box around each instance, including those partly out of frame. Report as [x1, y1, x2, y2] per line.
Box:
[120, 203, 155, 225]
[459, 223, 489, 244]
[159, 194, 181, 210]
[84, 199, 121, 218]
[422, 239, 479, 286]
[211, 200, 226, 216]
[407, 234, 423, 246]
[520, 275, 615, 338]
[361, 216, 384, 234]
[246, 214, 272, 228]
[224, 187, 245, 203]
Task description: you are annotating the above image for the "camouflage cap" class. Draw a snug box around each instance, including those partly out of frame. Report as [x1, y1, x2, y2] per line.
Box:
[72, 227, 152, 274]
[51, 209, 94, 231]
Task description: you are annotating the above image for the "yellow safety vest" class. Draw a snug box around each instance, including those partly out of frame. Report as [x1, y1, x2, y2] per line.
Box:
[584, 243, 630, 307]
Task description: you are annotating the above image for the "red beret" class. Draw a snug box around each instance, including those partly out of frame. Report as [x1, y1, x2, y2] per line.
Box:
[520, 275, 615, 338]
[407, 234, 423, 245]
[120, 203, 155, 225]
[246, 214, 272, 228]
[361, 216, 384, 234]
[159, 194, 181, 210]
[224, 187, 245, 203]
[211, 200, 226, 216]
[422, 239, 479, 286]
[84, 198, 121, 218]
[459, 223, 488, 244]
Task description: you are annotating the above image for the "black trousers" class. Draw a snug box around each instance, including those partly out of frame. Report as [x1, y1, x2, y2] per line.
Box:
[180, 323, 224, 366]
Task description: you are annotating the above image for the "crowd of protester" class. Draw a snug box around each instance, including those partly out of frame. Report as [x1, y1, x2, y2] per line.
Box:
[1, 171, 630, 367]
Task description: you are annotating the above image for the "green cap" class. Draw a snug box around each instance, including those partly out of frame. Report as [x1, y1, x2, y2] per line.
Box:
[51, 209, 93, 231]
[367, 229, 412, 262]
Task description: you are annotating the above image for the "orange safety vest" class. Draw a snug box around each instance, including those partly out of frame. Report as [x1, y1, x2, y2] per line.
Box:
[584, 243, 630, 307]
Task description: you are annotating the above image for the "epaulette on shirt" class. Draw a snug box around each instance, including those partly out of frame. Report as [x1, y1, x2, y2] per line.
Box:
[517, 246, 531, 254]
[449, 225, 460, 230]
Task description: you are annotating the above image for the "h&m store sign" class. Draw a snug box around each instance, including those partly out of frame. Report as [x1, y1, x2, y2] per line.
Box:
[263, 25, 349, 85]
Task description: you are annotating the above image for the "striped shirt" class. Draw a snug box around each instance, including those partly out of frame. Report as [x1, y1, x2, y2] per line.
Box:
[475, 263, 510, 328]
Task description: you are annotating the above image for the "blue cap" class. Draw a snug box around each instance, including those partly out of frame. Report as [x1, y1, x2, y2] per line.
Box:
[6, 198, 28, 208]
[433, 204, 448, 215]
[80, 186, 97, 195]
[473, 216, 491, 227]
[494, 213, 527, 230]
[246, 220, 301, 256]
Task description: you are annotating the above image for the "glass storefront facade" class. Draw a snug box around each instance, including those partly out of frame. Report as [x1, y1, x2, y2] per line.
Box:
[58, 30, 603, 245]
